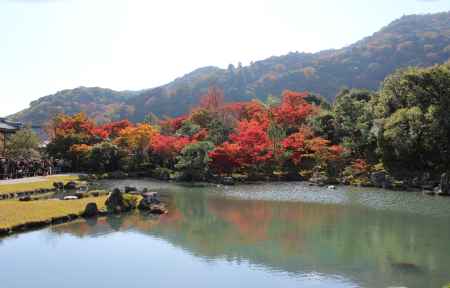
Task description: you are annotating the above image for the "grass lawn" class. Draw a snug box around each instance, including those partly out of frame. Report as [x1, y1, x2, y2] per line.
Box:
[0, 175, 81, 195]
[0, 196, 108, 229]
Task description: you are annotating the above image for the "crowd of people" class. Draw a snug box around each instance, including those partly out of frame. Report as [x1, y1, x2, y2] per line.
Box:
[0, 158, 63, 180]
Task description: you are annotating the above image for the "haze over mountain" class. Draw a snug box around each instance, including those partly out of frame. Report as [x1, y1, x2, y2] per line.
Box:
[9, 12, 450, 125]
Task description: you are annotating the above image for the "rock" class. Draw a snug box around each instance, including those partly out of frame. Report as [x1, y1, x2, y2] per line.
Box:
[105, 188, 124, 213]
[138, 199, 167, 214]
[142, 192, 160, 204]
[439, 172, 449, 195]
[64, 181, 78, 190]
[124, 186, 138, 193]
[53, 182, 64, 190]
[63, 196, 78, 200]
[83, 203, 98, 218]
[370, 171, 392, 188]
[221, 176, 235, 186]
[148, 204, 168, 214]
[138, 192, 164, 212]
[105, 188, 137, 213]
[19, 195, 31, 202]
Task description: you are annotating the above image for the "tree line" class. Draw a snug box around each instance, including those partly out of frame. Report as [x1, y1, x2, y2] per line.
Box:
[43, 62, 450, 185]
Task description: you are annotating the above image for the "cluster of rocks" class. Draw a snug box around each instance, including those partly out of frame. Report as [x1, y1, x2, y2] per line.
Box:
[102, 187, 168, 215]
[66, 187, 167, 219]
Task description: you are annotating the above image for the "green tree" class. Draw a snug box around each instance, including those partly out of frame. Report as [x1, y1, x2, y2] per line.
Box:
[175, 141, 215, 181]
[6, 127, 41, 160]
[176, 120, 200, 137]
[88, 142, 121, 172]
[374, 63, 450, 173]
[309, 111, 338, 144]
[206, 119, 233, 145]
[333, 89, 378, 161]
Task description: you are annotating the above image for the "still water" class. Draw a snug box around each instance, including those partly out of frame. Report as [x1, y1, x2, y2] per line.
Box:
[1, 180, 450, 288]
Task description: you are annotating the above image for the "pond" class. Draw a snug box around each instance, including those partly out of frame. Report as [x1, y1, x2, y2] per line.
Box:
[1, 180, 450, 288]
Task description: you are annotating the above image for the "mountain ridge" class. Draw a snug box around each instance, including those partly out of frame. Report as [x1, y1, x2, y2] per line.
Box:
[10, 11, 450, 124]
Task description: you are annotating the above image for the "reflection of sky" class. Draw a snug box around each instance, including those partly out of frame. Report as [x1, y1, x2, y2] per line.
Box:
[0, 230, 357, 288]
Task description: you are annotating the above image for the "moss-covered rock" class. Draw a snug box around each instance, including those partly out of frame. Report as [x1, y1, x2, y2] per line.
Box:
[105, 188, 138, 214]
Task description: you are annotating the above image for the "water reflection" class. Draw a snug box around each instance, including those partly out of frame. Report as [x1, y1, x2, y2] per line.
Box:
[46, 183, 450, 288]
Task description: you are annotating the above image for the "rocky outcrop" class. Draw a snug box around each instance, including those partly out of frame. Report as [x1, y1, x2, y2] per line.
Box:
[105, 188, 137, 214]
[138, 192, 168, 214]
[82, 203, 99, 217]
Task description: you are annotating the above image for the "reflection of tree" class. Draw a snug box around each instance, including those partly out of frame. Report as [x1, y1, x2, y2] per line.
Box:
[49, 187, 450, 288]
[206, 197, 346, 260]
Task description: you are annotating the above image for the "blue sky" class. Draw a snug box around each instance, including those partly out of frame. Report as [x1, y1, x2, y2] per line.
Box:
[1, 0, 450, 117]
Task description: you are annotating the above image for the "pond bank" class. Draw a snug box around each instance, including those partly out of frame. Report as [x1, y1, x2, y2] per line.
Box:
[0, 187, 168, 238]
[0, 196, 108, 237]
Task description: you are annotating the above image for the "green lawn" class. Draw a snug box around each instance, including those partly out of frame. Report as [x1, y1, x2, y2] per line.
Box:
[0, 175, 81, 195]
[0, 196, 108, 229]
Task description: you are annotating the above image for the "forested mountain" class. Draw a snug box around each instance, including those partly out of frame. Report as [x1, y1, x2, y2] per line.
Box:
[10, 12, 450, 125]
[11, 87, 137, 125]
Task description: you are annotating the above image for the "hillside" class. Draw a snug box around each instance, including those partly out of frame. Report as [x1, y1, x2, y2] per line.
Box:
[10, 12, 450, 124]
[11, 87, 137, 125]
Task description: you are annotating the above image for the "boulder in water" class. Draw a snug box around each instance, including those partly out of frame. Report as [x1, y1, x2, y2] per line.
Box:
[138, 199, 167, 214]
[83, 203, 98, 217]
[138, 192, 167, 214]
[105, 188, 138, 213]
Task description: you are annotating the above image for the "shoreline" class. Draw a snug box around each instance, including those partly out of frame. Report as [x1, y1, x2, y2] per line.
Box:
[90, 171, 450, 196]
